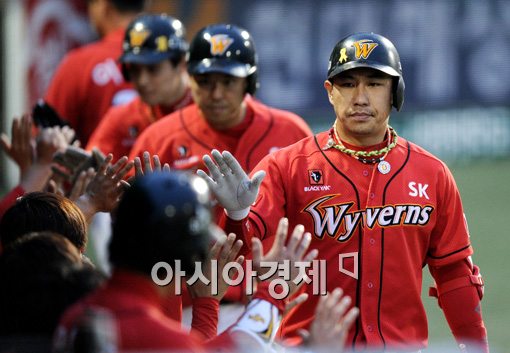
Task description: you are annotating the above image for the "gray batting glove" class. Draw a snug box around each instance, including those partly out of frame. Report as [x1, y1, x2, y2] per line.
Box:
[197, 149, 266, 220]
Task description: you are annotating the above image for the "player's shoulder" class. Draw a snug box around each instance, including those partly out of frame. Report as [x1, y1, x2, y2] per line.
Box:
[400, 137, 450, 172]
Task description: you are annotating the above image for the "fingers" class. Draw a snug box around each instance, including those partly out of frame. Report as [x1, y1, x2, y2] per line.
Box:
[97, 154, 114, 175]
[285, 292, 308, 314]
[274, 217, 289, 253]
[202, 153, 222, 181]
[251, 237, 263, 269]
[211, 149, 232, 176]
[143, 151, 152, 173]
[134, 157, 143, 177]
[222, 150, 245, 176]
[286, 224, 305, 255]
[250, 170, 266, 190]
[162, 163, 171, 172]
[0, 133, 11, 153]
[153, 155, 162, 171]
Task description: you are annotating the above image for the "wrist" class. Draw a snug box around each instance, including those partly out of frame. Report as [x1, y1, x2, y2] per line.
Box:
[225, 207, 250, 221]
[75, 194, 97, 222]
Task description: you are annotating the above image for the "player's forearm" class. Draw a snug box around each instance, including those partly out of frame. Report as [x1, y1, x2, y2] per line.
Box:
[190, 297, 220, 341]
[430, 260, 488, 353]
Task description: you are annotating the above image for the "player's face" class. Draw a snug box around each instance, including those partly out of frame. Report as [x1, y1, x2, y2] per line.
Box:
[127, 60, 187, 107]
[324, 68, 393, 146]
[190, 73, 247, 130]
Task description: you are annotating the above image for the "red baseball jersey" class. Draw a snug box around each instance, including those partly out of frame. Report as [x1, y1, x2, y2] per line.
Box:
[86, 90, 193, 159]
[129, 95, 313, 173]
[45, 29, 136, 145]
[55, 270, 206, 352]
[223, 130, 473, 351]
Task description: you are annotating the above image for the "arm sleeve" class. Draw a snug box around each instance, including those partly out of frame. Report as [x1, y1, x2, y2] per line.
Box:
[426, 163, 473, 266]
[45, 53, 81, 129]
[429, 260, 489, 353]
[86, 109, 124, 159]
[190, 297, 220, 341]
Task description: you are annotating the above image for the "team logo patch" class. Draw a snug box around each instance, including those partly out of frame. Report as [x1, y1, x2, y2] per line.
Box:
[338, 48, 348, 63]
[309, 170, 323, 185]
[129, 28, 151, 47]
[352, 39, 378, 59]
[177, 145, 188, 157]
[156, 35, 168, 52]
[209, 34, 234, 55]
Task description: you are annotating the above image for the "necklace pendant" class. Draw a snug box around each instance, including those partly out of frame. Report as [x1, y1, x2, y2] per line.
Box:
[378, 160, 391, 174]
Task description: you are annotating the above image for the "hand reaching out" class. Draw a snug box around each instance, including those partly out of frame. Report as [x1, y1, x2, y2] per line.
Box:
[74, 154, 133, 220]
[134, 151, 170, 177]
[0, 114, 34, 175]
[197, 149, 265, 220]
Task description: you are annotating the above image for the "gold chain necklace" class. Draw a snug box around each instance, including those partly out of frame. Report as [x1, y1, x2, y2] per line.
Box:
[328, 125, 399, 164]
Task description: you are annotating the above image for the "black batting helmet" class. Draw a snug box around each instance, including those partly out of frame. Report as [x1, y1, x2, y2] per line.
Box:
[120, 14, 188, 80]
[109, 171, 212, 275]
[187, 24, 259, 95]
[327, 32, 405, 111]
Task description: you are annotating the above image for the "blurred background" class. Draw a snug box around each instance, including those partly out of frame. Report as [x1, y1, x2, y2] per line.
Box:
[0, 0, 508, 351]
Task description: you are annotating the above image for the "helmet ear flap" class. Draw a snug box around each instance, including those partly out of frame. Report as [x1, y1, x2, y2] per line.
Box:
[246, 72, 259, 95]
[393, 76, 405, 111]
[121, 63, 130, 82]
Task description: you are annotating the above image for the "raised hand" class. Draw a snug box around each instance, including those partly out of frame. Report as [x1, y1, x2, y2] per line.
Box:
[187, 228, 244, 300]
[197, 149, 265, 220]
[134, 151, 170, 177]
[300, 288, 359, 351]
[74, 155, 133, 220]
[252, 217, 318, 298]
[0, 114, 34, 175]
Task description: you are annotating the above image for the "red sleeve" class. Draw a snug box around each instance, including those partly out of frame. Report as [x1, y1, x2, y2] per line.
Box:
[0, 185, 25, 220]
[45, 53, 81, 128]
[190, 297, 220, 340]
[430, 260, 489, 353]
[86, 107, 125, 159]
[426, 163, 473, 266]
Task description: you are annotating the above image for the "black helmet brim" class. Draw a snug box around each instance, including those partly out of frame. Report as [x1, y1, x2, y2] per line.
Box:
[188, 58, 256, 78]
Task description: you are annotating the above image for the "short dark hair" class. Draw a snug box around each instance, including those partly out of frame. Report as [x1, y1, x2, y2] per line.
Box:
[109, 0, 146, 13]
[0, 192, 88, 251]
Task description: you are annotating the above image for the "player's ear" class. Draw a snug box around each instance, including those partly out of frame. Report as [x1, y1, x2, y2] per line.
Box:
[324, 80, 334, 105]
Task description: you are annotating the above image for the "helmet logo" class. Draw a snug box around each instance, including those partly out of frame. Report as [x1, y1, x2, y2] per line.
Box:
[209, 34, 234, 56]
[353, 39, 378, 59]
[156, 36, 168, 52]
[129, 28, 151, 47]
[339, 48, 348, 64]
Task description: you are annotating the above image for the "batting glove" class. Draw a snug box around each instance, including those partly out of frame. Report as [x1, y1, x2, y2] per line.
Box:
[197, 149, 265, 220]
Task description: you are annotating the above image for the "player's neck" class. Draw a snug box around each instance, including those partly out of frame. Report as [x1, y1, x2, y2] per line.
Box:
[335, 125, 388, 147]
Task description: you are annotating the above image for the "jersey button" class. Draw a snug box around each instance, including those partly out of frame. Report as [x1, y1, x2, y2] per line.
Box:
[370, 192, 375, 199]
[369, 238, 375, 245]
[362, 170, 369, 177]
[367, 325, 374, 332]
[367, 282, 374, 289]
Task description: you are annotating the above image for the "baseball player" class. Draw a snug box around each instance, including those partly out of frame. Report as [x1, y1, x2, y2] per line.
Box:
[44, 0, 146, 145]
[129, 23, 312, 175]
[199, 33, 488, 352]
[86, 14, 192, 160]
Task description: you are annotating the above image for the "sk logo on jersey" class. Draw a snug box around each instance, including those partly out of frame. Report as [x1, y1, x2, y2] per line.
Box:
[209, 34, 234, 55]
[353, 39, 378, 60]
[304, 195, 434, 242]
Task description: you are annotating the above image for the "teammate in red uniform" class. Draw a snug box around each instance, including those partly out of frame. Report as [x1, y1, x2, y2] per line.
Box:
[199, 33, 489, 352]
[87, 14, 192, 159]
[45, 0, 145, 145]
[129, 24, 312, 174]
